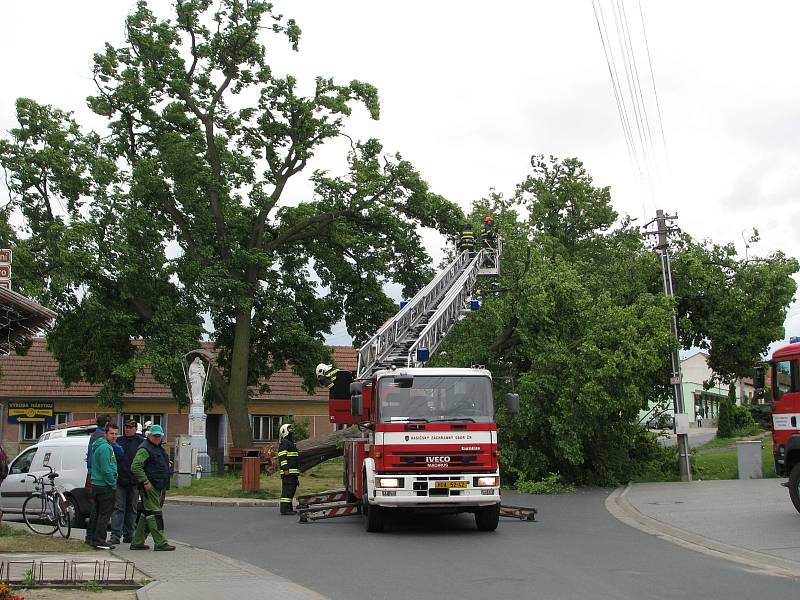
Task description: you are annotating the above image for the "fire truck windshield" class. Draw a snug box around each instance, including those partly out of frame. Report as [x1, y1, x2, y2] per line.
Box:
[377, 376, 494, 423]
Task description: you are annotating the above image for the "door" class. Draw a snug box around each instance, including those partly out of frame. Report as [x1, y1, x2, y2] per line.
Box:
[0, 446, 39, 512]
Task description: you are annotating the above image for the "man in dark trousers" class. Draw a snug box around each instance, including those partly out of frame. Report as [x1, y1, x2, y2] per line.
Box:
[278, 423, 300, 515]
[85, 414, 123, 545]
[90, 423, 119, 549]
[110, 420, 144, 545]
[130, 425, 175, 551]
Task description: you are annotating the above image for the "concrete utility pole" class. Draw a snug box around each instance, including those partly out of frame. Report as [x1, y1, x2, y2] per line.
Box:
[644, 209, 692, 482]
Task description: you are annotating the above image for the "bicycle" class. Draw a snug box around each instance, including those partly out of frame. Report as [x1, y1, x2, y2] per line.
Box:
[22, 465, 72, 538]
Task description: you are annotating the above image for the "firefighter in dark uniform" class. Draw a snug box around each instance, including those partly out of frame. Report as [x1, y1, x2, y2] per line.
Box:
[316, 363, 340, 389]
[278, 423, 301, 515]
[459, 224, 476, 257]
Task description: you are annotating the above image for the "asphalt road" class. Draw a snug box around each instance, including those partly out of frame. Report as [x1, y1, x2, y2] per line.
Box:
[659, 430, 716, 447]
[163, 490, 798, 600]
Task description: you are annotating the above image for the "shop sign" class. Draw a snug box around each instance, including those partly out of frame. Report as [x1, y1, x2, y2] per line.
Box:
[7, 400, 54, 424]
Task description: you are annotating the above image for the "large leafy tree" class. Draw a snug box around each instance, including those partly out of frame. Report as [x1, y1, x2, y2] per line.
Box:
[433, 155, 797, 485]
[0, 0, 462, 446]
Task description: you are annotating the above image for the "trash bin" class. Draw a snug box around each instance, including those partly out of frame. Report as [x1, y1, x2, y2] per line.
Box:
[242, 456, 261, 492]
[736, 440, 763, 479]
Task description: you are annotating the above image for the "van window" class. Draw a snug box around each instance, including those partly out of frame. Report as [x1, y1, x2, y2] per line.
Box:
[9, 447, 37, 475]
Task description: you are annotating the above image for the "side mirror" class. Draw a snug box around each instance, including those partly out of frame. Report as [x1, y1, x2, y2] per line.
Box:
[506, 393, 519, 415]
[753, 365, 765, 399]
[350, 382, 363, 395]
[351, 394, 363, 417]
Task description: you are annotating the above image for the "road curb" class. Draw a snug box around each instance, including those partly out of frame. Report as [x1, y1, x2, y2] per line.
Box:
[164, 496, 279, 507]
[606, 484, 800, 579]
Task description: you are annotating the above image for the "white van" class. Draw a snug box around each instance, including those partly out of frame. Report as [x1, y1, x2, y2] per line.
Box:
[0, 437, 91, 526]
[38, 424, 96, 442]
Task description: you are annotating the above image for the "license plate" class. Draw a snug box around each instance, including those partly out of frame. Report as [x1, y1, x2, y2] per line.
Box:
[434, 480, 468, 489]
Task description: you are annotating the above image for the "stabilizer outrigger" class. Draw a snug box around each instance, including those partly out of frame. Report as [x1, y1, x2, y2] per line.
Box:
[295, 489, 537, 524]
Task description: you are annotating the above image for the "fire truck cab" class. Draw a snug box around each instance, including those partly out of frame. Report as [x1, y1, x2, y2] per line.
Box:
[333, 367, 517, 532]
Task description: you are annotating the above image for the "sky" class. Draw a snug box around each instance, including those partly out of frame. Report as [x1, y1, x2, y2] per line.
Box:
[1, 0, 798, 349]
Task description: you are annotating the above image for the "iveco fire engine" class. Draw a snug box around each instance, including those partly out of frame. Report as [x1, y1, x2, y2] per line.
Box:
[329, 366, 518, 532]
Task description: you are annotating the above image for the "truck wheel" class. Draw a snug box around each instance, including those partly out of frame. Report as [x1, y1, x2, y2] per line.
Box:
[475, 503, 500, 531]
[789, 463, 800, 514]
[363, 480, 384, 532]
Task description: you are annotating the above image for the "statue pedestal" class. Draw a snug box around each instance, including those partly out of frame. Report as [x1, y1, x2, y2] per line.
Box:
[188, 407, 212, 478]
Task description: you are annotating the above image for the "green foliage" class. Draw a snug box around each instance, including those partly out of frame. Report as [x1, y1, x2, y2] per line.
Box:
[515, 472, 576, 495]
[80, 580, 104, 593]
[748, 403, 772, 429]
[284, 415, 310, 442]
[717, 395, 735, 439]
[433, 154, 795, 485]
[0, 0, 463, 445]
[673, 235, 798, 383]
[732, 401, 757, 432]
[22, 568, 35, 587]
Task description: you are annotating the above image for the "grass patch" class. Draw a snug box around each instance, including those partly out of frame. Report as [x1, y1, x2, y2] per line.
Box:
[515, 473, 576, 495]
[0, 524, 94, 553]
[695, 427, 764, 451]
[168, 458, 345, 499]
[693, 434, 778, 481]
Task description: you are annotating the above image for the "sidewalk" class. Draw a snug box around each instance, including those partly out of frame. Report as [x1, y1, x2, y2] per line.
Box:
[113, 540, 327, 600]
[607, 479, 800, 578]
[0, 518, 325, 600]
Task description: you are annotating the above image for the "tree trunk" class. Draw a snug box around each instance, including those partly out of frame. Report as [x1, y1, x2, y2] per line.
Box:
[226, 304, 254, 447]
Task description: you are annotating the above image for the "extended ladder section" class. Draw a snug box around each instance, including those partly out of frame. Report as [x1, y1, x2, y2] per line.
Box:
[356, 238, 502, 378]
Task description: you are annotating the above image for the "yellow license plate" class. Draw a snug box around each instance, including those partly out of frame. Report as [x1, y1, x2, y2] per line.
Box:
[434, 480, 468, 489]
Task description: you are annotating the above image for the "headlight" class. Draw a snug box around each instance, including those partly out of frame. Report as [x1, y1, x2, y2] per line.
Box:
[376, 477, 402, 488]
[475, 476, 499, 487]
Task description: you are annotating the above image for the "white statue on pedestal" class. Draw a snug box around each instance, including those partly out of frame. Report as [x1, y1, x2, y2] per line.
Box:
[188, 357, 206, 408]
[185, 355, 211, 477]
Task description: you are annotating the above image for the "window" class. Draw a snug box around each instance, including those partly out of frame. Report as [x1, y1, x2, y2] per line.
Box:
[54, 413, 70, 426]
[10, 447, 37, 474]
[378, 375, 494, 423]
[22, 422, 45, 441]
[124, 414, 164, 431]
[251, 415, 282, 442]
[773, 360, 798, 401]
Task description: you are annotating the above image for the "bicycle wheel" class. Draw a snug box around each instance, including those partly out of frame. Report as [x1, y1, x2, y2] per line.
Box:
[55, 495, 72, 538]
[22, 494, 58, 535]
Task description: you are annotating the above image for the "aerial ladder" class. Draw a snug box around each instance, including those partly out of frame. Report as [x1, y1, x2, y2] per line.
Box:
[356, 238, 503, 378]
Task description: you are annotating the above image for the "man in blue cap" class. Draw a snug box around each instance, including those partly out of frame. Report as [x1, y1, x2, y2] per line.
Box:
[129, 424, 175, 551]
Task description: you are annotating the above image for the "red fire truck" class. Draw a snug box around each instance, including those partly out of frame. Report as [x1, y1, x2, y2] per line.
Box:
[328, 367, 519, 532]
[296, 239, 536, 531]
[757, 338, 800, 512]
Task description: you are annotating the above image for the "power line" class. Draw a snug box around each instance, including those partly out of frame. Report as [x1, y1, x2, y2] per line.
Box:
[591, 0, 638, 177]
[610, 0, 656, 209]
[638, 0, 669, 166]
[619, 0, 659, 201]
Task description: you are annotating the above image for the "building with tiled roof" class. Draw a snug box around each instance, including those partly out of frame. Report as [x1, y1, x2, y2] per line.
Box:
[0, 338, 356, 456]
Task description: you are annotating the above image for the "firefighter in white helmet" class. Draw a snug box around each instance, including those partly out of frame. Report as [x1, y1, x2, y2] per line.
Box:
[316, 363, 339, 389]
[278, 423, 300, 515]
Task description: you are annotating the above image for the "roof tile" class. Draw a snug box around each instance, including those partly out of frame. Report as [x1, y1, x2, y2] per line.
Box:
[0, 338, 357, 401]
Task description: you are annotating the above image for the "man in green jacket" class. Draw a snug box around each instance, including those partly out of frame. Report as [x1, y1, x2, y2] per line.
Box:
[129, 425, 175, 551]
[90, 423, 119, 549]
